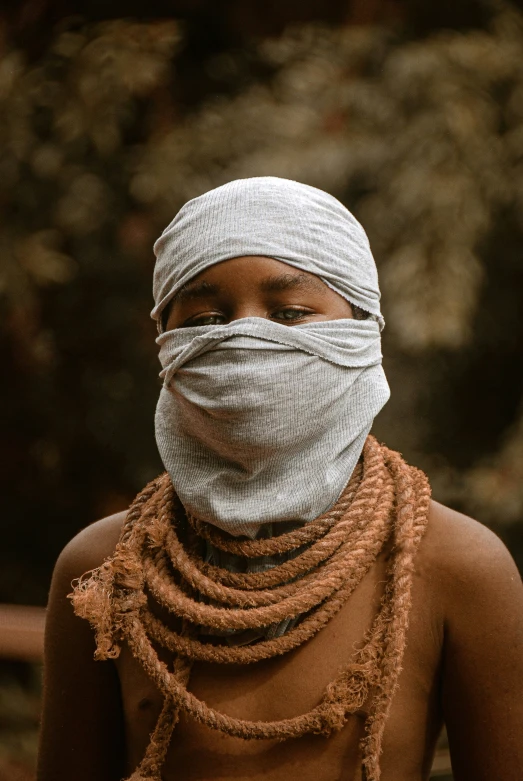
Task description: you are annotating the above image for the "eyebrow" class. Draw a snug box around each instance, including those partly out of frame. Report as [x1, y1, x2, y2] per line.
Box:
[260, 272, 327, 294]
[172, 272, 326, 304]
[172, 280, 221, 304]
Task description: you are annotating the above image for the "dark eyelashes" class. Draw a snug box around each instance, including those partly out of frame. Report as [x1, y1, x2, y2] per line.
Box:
[181, 307, 314, 328]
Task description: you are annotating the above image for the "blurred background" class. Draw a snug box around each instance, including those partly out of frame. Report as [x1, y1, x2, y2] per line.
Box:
[1, 0, 523, 777]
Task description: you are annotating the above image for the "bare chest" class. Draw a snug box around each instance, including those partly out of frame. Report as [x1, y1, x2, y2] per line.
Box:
[115, 557, 443, 781]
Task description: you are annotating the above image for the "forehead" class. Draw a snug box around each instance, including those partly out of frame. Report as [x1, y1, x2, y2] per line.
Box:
[172, 256, 329, 302]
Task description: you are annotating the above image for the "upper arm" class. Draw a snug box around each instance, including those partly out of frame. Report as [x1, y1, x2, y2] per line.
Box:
[37, 514, 127, 781]
[435, 505, 523, 780]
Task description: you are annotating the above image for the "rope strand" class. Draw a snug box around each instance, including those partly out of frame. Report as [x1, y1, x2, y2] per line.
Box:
[70, 436, 430, 781]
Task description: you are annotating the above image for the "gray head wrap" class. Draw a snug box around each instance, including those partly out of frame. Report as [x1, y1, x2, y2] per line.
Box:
[152, 177, 389, 538]
[152, 176, 384, 329]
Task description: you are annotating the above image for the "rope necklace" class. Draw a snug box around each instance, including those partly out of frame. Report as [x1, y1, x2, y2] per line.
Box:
[70, 436, 431, 781]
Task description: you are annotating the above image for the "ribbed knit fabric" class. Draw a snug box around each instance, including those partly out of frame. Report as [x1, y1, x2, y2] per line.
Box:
[151, 177, 384, 329]
[152, 177, 389, 537]
[155, 317, 389, 537]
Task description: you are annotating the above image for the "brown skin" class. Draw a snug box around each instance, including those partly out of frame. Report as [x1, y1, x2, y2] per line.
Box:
[162, 255, 357, 329]
[38, 257, 523, 781]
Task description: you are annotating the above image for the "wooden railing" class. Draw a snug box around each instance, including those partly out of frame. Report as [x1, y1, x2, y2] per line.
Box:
[0, 604, 453, 778]
[0, 604, 46, 662]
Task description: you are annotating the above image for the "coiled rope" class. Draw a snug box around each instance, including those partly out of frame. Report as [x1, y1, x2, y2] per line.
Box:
[70, 436, 431, 781]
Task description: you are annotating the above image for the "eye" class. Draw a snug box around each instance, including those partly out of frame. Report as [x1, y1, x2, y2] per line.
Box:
[271, 307, 312, 322]
[181, 313, 226, 327]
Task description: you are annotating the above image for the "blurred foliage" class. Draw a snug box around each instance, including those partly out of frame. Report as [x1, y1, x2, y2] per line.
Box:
[0, 663, 40, 780]
[1, 2, 523, 604]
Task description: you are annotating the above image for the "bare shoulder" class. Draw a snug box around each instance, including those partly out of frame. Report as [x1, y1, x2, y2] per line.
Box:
[39, 511, 129, 781]
[415, 498, 523, 668]
[418, 499, 520, 590]
[424, 510, 523, 778]
[54, 510, 127, 585]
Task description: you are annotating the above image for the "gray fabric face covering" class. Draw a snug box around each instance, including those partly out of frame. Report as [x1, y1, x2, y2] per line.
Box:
[152, 177, 390, 538]
[155, 317, 389, 538]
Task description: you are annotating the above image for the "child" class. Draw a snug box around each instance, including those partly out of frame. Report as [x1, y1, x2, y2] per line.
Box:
[37, 178, 523, 781]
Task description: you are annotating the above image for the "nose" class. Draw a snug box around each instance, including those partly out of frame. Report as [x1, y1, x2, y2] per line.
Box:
[231, 304, 268, 322]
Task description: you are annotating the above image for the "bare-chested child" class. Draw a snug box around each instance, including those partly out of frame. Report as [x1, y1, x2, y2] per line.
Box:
[37, 178, 523, 781]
